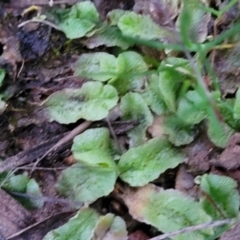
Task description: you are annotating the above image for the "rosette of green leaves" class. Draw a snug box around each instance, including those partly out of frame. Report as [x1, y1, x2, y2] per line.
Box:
[73, 51, 148, 95]
[54, 1, 100, 39]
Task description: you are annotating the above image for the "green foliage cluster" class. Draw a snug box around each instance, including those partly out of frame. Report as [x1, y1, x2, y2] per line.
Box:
[45, 0, 240, 148]
[41, 1, 240, 239]
[0, 171, 43, 208]
[2, 0, 240, 239]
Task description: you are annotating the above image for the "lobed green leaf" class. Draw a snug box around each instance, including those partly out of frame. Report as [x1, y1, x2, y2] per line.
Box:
[120, 92, 153, 147]
[118, 138, 184, 186]
[158, 69, 180, 112]
[57, 128, 118, 203]
[44, 82, 118, 124]
[74, 52, 117, 81]
[163, 115, 198, 146]
[93, 213, 128, 240]
[43, 208, 99, 240]
[58, 1, 99, 39]
[107, 9, 127, 26]
[199, 174, 239, 219]
[122, 184, 213, 240]
[56, 163, 117, 204]
[141, 74, 166, 115]
[72, 128, 117, 170]
[110, 51, 148, 94]
[117, 11, 178, 43]
[207, 118, 234, 147]
[177, 90, 207, 124]
[1, 173, 29, 192]
[217, 99, 240, 130]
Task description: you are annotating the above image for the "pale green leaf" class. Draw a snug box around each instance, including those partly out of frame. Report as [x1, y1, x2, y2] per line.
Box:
[142, 74, 166, 115]
[107, 10, 127, 26]
[158, 57, 195, 113]
[234, 87, 240, 119]
[110, 51, 148, 94]
[199, 174, 239, 219]
[59, 1, 99, 39]
[1, 173, 29, 192]
[93, 213, 128, 240]
[207, 119, 234, 147]
[58, 128, 118, 204]
[217, 99, 240, 130]
[1, 174, 43, 209]
[70, 1, 99, 21]
[158, 58, 193, 112]
[45, 82, 118, 124]
[74, 51, 148, 94]
[117, 11, 177, 43]
[72, 128, 117, 170]
[74, 53, 117, 81]
[43, 208, 99, 240]
[177, 90, 207, 124]
[26, 179, 44, 209]
[163, 115, 197, 146]
[118, 138, 184, 186]
[57, 163, 117, 203]
[117, 51, 148, 75]
[158, 69, 180, 112]
[59, 18, 95, 39]
[120, 92, 153, 147]
[163, 57, 194, 77]
[122, 184, 213, 240]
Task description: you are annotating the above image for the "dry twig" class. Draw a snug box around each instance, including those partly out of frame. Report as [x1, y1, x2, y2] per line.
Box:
[31, 121, 92, 171]
[149, 219, 236, 240]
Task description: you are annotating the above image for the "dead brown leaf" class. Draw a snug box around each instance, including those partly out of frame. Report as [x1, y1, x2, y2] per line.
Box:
[184, 131, 215, 174]
[134, 0, 178, 26]
[175, 164, 197, 198]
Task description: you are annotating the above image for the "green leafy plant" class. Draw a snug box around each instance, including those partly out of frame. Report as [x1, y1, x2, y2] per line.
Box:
[118, 137, 184, 186]
[55, 1, 100, 39]
[43, 208, 127, 240]
[56, 128, 118, 203]
[198, 174, 239, 219]
[122, 184, 213, 240]
[0, 171, 43, 208]
[17, 0, 240, 238]
[44, 82, 118, 123]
